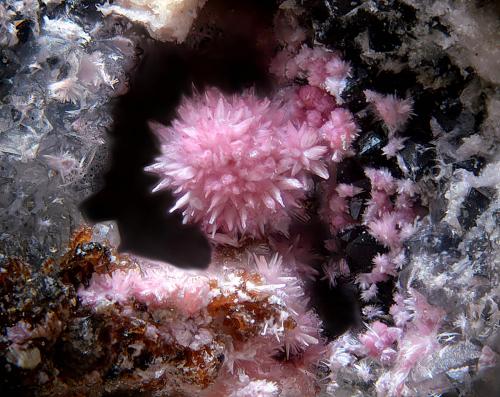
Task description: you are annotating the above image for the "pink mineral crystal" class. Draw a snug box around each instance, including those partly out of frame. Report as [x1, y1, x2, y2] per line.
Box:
[269, 235, 320, 281]
[254, 253, 296, 290]
[6, 1, 493, 396]
[320, 108, 358, 162]
[78, 265, 212, 316]
[134, 15, 441, 396]
[76, 249, 324, 396]
[147, 84, 357, 240]
[363, 168, 419, 250]
[359, 321, 402, 364]
[382, 136, 408, 158]
[291, 85, 337, 129]
[278, 122, 329, 180]
[335, 183, 363, 198]
[368, 213, 402, 249]
[371, 253, 398, 279]
[364, 90, 413, 134]
[365, 167, 397, 194]
[322, 258, 350, 288]
[374, 290, 445, 396]
[146, 88, 306, 239]
[282, 308, 322, 359]
[288, 46, 350, 93]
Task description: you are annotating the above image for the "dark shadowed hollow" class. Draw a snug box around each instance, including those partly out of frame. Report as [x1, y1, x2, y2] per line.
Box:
[82, 0, 359, 337]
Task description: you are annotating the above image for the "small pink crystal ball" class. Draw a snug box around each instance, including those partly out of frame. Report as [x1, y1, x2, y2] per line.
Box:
[147, 87, 357, 239]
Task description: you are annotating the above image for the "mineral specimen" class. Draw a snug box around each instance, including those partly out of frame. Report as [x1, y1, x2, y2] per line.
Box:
[98, 0, 208, 43]
[1, 226, 323, 396]
[145, 84, 357, 240]
[1, 0, 499, 396]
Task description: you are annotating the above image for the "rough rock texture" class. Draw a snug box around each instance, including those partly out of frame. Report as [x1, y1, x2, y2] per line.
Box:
[0, 0, 135, 262]
[0, 0, 499, 396]
[306, 0, 499, 395]
[97, 0, 208, 43]
[1, 226, 321, 396]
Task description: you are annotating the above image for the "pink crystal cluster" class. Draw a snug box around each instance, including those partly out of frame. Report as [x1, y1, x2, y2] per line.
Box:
[79, 253, 323, 396]
[145, 8, 360, 242]
[364, 90, 413, 159]
[318, 167, 421, 297]
[323, 289, 446, 396]
[146, 83, 357, 240]
[355, 169, 420, 300]
[77, 8, 454, 397]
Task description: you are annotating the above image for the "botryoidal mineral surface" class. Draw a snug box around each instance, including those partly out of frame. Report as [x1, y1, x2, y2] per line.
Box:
[0, 1, 499, 396]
